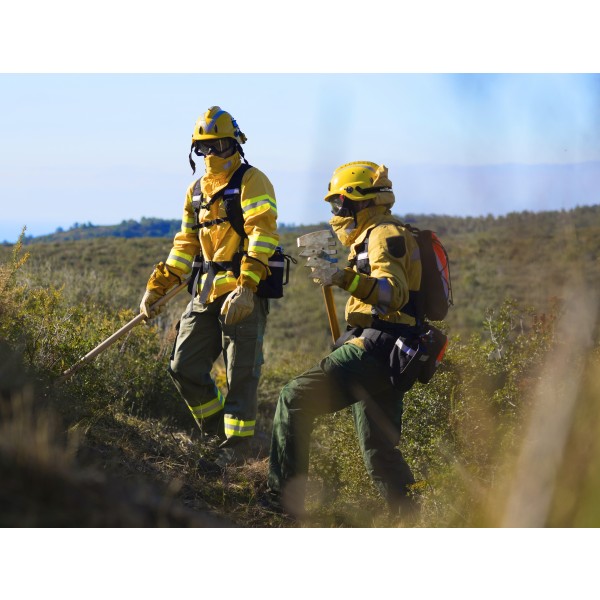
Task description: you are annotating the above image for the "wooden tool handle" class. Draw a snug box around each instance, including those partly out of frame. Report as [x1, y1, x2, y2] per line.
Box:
[322, 285, 341, 344]
[57, 280, 189, 384]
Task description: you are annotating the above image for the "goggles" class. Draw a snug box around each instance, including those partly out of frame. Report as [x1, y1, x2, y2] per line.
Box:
[195, 138, 235, 157]
[327, 194, 353, 217]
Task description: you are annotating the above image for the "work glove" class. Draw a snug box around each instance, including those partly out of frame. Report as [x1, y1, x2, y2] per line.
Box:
[140, 289, 166, 320]
[220, 285, 255, 325]
[308, 258, 379, 301]
[140, 261, 182, 320]
[147, 261, 183, 293]
[309, 265, 346, 287]
[305, 254, 344, 287]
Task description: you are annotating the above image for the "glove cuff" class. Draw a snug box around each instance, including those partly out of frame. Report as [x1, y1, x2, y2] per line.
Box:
[147, 262, 182, 294]
[237, 255, 267, 293]
[336, 268, 361, 291]
[337, 268, 380, 301]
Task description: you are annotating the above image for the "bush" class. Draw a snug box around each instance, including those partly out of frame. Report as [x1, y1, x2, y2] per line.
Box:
[308, 299, 562, 526]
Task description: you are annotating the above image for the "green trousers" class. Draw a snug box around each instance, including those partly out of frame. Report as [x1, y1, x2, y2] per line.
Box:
[268, 343, 415, 512]
[168, 293, 268, 440]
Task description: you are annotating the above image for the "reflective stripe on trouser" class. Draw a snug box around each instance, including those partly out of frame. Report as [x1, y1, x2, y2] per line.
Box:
[267, 343, 414, 510]
[168, 292, 267, 437]
[224, 416, 256, 438]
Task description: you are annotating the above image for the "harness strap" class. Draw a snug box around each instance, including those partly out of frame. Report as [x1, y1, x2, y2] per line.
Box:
[194, 217, 228, 230]
[189, 163, 254, 303]
[197, 260, 235, 304]
[191, 163, 253, 237]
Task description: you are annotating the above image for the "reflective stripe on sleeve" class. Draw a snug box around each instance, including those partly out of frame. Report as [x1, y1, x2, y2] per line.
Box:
[241, 194, 277, 218]
[224, 417, 256, 438]
[167, 250, 194, 273]
[347, 273, 360, 294]
[182, 215, 196, 234]
[248, 234, 278, 254]
[242, 269, 261, 284]
[374, 278, 393, 315]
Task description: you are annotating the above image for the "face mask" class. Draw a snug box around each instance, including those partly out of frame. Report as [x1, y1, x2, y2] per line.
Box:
[329, 206, 386, 246]
[204, 153, 234, 175]
[329, 215, 359, 246]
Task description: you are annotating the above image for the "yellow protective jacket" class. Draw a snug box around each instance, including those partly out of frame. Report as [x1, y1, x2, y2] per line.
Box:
[164, 153, 279, 303]
[336, 208, 422, 329]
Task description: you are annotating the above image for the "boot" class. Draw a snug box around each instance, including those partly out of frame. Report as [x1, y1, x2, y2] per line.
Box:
[199, 412, 226, 446]
[213, 436, 252, 469]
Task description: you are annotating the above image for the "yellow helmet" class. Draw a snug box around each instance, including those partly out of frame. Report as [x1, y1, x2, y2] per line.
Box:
[189, 106, 248, 173]
[324, 161, 384, 202]
[325, 161, 395, 211]
[192, 106, 247, 144]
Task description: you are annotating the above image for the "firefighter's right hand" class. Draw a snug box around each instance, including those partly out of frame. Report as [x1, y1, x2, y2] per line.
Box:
[140, 289, 166, 320]
[220, 285, 254, 325]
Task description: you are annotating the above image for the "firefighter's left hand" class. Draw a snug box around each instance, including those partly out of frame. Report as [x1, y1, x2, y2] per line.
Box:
[220, 286, 255, 325]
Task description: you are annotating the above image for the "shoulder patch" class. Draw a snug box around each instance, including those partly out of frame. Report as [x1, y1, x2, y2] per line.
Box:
[386, 235, 406, 258]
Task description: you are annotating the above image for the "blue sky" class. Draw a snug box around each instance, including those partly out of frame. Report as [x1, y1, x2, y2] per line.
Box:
[1, 73, 600, 242]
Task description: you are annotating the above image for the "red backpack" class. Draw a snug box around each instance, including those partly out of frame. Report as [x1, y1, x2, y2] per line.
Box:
[405, 224, 453, 322]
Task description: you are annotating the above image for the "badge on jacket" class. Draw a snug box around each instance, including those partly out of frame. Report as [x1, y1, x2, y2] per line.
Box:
[386, 236, 406, 258]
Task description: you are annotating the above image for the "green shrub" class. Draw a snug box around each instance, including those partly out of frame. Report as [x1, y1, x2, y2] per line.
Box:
[307, 299, 561, 526]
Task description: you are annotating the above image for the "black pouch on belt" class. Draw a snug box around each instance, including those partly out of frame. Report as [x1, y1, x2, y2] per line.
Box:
[389, 325, 449, 391]
[256, 246, 295, 299]
[360, 328, 398, 364]
[389, 336, 426, 392]
[416, 325, 448, 384]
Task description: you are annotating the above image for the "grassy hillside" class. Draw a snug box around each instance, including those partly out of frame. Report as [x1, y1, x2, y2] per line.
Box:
[9, 204, 600, 338]
[1, 205, 599, 527]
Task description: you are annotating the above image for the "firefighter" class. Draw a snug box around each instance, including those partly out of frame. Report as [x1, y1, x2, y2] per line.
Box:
[140, 106, 279, 469]
[266, 161, 421, 520]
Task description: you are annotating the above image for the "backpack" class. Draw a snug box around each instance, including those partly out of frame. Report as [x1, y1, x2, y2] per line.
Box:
[404, 223, 453, 322]
[352, 220, 453, 323]
[352, 221, 452, 390]
[189, 163, 292, 300]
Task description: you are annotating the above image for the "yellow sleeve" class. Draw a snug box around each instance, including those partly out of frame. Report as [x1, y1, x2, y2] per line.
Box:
[368, 223, 421, 315]
[165, 182, 201, 279]
[237, 167, 279, 291]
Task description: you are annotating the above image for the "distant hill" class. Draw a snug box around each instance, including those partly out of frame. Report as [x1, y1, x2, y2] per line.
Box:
[23, 218, 181, 244]
[22, 218, 324, 244]
[19, 204, 600, 245]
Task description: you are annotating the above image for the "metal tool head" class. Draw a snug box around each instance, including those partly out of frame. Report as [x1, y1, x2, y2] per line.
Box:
[297, 229, 339, 282]
[297, 229, 337, 258]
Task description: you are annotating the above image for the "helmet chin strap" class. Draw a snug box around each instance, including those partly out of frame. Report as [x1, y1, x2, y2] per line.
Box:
[236, 142, 249, 165]
[351, 203, 360, 229]
[340, 197, 371, 228]
[189, 144, 197, 174]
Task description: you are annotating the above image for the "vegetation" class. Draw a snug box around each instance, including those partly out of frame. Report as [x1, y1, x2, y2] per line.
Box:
[17, 218, 320, 244]
[1, 203, 599, 527]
